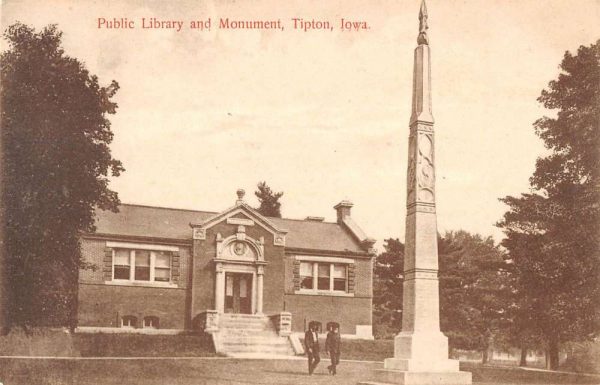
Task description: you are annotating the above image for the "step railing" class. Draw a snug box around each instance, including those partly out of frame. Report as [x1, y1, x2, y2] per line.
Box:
[197, 310, 219, 333]
[269, 311, 292, 337]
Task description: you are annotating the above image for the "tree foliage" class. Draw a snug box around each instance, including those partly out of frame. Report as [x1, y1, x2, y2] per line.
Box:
[439, 231, 509, 360]
[497, 40, 600, 369]
[254, 181, 283, 218]
[373, 238, 404, 338]
[373, 231, 509, 361]
[1, 23, 123, 328]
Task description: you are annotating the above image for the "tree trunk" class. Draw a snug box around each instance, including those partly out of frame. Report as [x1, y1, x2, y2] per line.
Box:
[482, 349, 489, 364]
[519, 347, 527, 367]
[548, 338, 560, 370]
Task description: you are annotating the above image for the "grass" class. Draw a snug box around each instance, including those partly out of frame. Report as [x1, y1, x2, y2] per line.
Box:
[0, 358, 598, 385]
[0, 328, 78, 357]
[318, 338, 394, 361]
[561, 341, 600, 374]
[73, 333, 216, 357]
[463, 362, 600, 384]
[0, 329, 217, 357]
[2, 332, 598, 384]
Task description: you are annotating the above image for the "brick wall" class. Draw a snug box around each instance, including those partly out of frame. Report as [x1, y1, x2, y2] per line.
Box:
[191, 237, 215, 314]
[78, 284, 187, 329]
[283, 254, 373, 336]
[353, 258, 373, 297]
[80, 239, 106, 283]
[79, 238, 191, 289]
[284, 256, 296, 294]
[284, 294, 372, 335]
[284, 254, 373, 297]
[78, 238, 192, 329]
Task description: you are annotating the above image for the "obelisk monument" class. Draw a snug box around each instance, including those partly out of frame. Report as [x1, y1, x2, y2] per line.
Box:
[362, 2, 472, 384]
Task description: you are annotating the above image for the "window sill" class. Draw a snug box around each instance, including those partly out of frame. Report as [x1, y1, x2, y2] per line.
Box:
[294, 290, 354, 297]
[106, 280, 179, 289]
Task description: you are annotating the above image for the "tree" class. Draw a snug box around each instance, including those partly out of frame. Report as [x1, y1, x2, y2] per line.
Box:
[373, 231, 509, 362]
[497, 41, 600, 370]
[438, 231, 510, 363]
[496, 194, 550, 367]
[254, 181, 283, 217]
[1, 24, 124, 328]
[373, 238, 404, 338]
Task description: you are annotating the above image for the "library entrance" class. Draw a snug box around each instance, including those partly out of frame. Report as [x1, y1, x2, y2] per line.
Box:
[224, 272, 252, 314]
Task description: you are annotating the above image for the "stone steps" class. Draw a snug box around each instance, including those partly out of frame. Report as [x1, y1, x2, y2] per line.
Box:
[220, 343, 294, 353]
[221, 336, 290, 345]
[219, 322, 271, 329]
[220, 329, 278, 337]
[215, 313, 296, 357]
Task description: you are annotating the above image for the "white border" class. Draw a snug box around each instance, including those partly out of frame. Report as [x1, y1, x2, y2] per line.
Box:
[295, 290, 354, 297]
[294, 255, 354, 264]
[105, 281, 178, 289]
[107, 241, 179, 252]
[75, 326, 185, 335]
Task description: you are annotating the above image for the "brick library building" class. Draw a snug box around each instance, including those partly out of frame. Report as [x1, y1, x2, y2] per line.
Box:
[77, 190, 376, 355]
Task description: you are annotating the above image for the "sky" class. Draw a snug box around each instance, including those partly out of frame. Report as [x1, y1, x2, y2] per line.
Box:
[2, 0, 599, 250]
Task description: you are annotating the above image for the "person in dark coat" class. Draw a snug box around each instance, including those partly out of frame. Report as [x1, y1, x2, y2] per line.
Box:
[325, 324, 341, 375]
[304, 323, 320, 375]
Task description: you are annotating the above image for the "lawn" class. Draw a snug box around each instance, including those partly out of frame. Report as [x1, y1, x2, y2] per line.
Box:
[300, 338, 394, 362]
[0, 358, 598, 385]
[0, 329, 217, 357]
[1, 332, 598, 384]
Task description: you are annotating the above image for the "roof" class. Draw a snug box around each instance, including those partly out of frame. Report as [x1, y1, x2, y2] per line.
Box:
[91, 204, 367, 254]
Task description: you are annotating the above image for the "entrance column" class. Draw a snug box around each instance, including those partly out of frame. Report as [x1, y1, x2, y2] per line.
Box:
[256, 266, 264, 314]
[215, 262, 225, 313]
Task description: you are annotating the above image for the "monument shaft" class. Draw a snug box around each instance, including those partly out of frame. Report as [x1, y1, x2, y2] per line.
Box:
[361, 2, 472, 383]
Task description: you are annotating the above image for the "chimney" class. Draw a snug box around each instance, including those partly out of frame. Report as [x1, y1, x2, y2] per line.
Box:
[334, 200, 353, 224]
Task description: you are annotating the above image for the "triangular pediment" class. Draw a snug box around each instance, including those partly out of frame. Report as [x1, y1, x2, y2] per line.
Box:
[189, 202, 287, 245]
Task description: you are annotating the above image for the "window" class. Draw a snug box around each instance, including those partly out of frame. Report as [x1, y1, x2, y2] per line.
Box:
[154, 251, 171, 282]
[114, 249, 131, 280]
[300, 262, 314, 289]
[143, 316, 159, 329]
[113, 249, 172, 283]
[135, 250, 150, 281]
[317, 264, 330, 290]
[121, 315, 137, 328]
[299, 261, 348, 293]
[333, 265, 347, 291]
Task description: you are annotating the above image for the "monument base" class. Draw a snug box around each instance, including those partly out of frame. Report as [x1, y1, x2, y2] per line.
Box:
[358, 368, 472, 385]
[384, 357, 459, 372]
[358, 332, 472, 385]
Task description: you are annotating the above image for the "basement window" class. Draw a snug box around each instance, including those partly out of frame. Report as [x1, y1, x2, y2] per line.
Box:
[143, 316, 159, 329]
[121, 315, 137, 328]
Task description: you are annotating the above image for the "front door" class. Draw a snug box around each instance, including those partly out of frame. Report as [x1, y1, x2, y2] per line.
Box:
[225, 273, 252, 314]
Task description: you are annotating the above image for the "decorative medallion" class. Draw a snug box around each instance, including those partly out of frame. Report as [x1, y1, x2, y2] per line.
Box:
[232, 241, 247, 256]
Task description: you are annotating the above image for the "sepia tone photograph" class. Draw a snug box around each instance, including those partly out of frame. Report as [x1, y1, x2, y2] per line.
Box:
[0, 0, 598, 384]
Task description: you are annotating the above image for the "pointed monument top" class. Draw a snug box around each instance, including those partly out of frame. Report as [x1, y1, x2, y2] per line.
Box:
[417, 0, 429, 45]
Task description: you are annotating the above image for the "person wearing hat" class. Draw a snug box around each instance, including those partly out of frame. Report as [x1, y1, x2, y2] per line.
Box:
[304, 322, 320, 375]
[325, 323, 341, 375]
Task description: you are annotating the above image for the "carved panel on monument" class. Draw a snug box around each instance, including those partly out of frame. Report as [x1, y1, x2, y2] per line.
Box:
[407, 204, 436, 215]
[417, 123, 433, 132]
[407, 133, 416, 202]
[417, 132, 435, 203]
